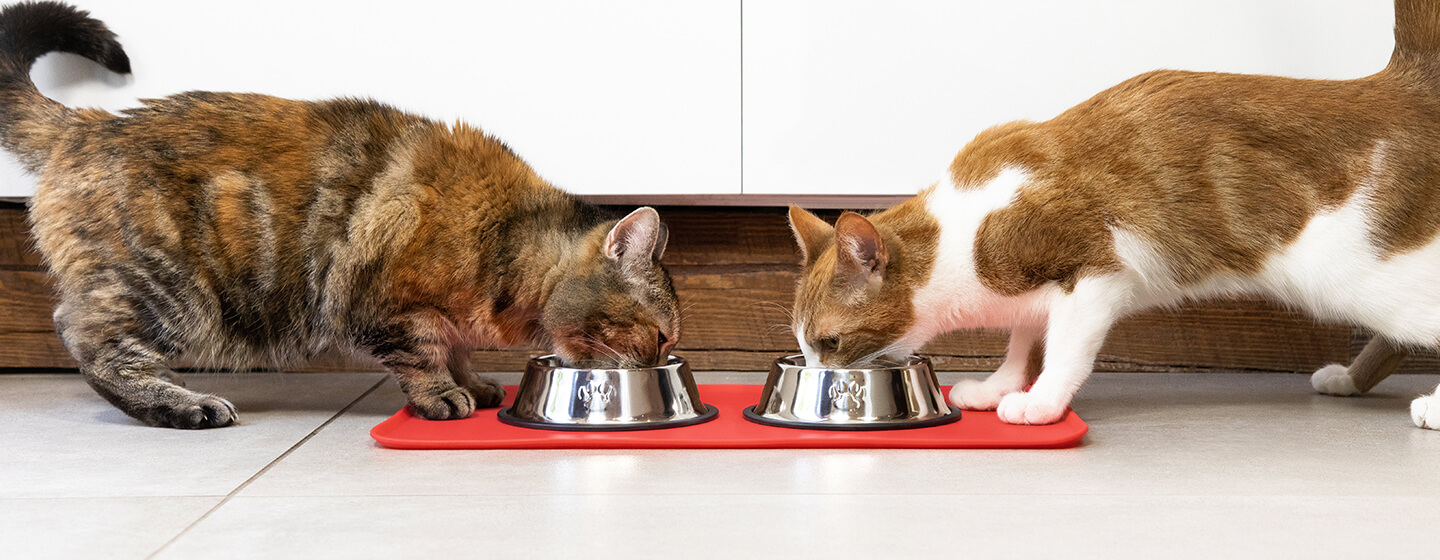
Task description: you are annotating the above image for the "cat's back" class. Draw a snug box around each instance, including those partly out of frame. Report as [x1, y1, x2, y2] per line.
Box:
[26, 91, 461, 364]
[30, 91, 436, 280]
[1047, 68, 1440, 174]
[953, 65, 1440, 297]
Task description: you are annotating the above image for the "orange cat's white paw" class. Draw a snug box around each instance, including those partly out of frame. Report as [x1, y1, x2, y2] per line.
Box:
[996, 391, 1067, 425]
[1413, 395, 1440, 430]
[1311, 364, 1359, 396]
[948, 379, 1011, 411]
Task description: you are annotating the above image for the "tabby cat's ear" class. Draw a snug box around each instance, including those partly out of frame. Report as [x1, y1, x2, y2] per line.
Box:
[605, 207, 666, 267]
[788, 205, 833, 267]
[834, 211, 888, 282]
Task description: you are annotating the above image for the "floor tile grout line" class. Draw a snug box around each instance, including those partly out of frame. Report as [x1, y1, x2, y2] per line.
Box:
[144, 377, 388, 560]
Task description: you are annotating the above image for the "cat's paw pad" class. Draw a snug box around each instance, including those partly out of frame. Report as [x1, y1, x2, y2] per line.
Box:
[949, 379, 1008, 411]
[410, 386, 477, 420]
[1311, 364, 1359, 396]
[1412, 395, 1440, 430]
[152, 393, 237, 429]
[996, 391, 1067, 425]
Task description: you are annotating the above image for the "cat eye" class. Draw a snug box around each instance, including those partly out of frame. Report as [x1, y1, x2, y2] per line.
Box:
[818, 336, 840, 353]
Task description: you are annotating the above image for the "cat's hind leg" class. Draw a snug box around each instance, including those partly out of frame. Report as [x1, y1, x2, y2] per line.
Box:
[950, 326, 1043, 410]
[364, 311, 479, 420]
[56, 292, 237, 429]
[1312, 336, 1408, 396]
[446, 346, 506, 409]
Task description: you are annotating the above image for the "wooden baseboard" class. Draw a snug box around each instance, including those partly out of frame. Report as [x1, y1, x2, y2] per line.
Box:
[0, 201, 1417, 374]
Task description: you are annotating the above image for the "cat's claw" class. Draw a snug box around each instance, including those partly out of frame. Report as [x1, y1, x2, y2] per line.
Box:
[949, 379, 1009, 411]
[1311, 364, 1360, 396]
[410, 386, 477, 420]
[1412, 395, 1440, 430]
[996, 391, 1067, 425]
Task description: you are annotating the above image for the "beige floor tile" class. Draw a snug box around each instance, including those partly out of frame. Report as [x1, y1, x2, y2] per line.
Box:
[0, 373, 385, 498]
[0, 496, 219, 560]
[154, 493, 1439, 560]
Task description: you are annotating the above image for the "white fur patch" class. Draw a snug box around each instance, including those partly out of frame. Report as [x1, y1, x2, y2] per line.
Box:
[1310, 364, 1360, 396]
[908, 167, 1052, 342]
[1413, 393, 1440, 430]
[1254, 141, 1440, 346]
[797, 321, 820, 367]
[996, 390, 1067, 425]
[1107, 140, 1440, 348]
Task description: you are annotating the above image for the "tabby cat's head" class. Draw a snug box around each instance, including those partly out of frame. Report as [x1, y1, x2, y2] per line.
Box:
[787, 205, 929, 368]
[543, 207, 680, 368]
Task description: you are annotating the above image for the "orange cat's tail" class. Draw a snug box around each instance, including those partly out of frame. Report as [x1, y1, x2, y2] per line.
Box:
[1390, 0, 1440, 70]
[0, 1, 129, 173]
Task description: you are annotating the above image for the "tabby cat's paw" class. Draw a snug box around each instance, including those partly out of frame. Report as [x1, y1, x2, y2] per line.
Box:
[1412, 395, 1440, 430]
[454, 373, 506, 408]
[410, 386, 477, 420]
[1311, 364, 1359, 396]
[996, 391, 1067, 425]
[144, 393, 237, 429]
[948, 379, 1008, 411]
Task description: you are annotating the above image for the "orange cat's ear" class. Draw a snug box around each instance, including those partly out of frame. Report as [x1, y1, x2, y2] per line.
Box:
[605, 207, 666, 266]
[788, 205, 833, 267]
[834, 211, 888, 282]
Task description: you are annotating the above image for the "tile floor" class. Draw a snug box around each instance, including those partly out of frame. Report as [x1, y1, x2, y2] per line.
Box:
[2, 370, 1438, 559]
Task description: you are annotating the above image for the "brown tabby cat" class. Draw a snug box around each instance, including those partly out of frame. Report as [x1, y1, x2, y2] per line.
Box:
[787, 0, 1440, 430]
[0, 2, 680, 429]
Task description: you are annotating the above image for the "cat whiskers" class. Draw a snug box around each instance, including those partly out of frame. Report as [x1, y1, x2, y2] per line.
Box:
[578, 333, 627, 368]
[764, 323, 795, 338]
[758, 301, 797, 323]
[851, 340, 912, 369]
[757, 301, 800, 340]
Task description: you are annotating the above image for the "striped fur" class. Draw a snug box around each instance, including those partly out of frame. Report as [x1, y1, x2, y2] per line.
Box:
[0, 2, 679, 428]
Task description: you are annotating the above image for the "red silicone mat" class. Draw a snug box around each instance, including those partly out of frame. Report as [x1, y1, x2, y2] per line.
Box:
[371, 385, 1087, 449]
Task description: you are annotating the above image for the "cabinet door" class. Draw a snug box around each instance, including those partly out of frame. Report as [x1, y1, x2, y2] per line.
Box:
[0, 0, 740, 198]
[742, 0, 1393, 196]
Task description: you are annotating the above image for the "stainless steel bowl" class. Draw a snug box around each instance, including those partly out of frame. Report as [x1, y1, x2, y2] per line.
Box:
[744, 354, 960, 430]
[497, 355, 718, 431]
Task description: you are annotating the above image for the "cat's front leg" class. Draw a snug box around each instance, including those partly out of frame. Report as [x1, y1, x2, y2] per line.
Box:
[949, 326, 1043, 410]
[997, 275, 1132, 425]
[446, 346, 506, 409]
[366, 314, 478, 421]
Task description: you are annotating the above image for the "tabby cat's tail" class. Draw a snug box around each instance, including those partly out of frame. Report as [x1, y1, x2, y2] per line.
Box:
[0, 1, 128, 172]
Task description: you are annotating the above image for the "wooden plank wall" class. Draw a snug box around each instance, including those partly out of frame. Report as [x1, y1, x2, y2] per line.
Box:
[1, 201, 1431, 374]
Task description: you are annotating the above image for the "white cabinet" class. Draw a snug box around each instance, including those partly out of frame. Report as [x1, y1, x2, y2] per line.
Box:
[742, 0, 1394, 196]
[0, 1, 1401, 201]
[0, 0, 741, 198]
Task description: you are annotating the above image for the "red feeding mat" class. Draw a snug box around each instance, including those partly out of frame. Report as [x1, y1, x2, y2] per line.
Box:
[370, 385, 1088, 450]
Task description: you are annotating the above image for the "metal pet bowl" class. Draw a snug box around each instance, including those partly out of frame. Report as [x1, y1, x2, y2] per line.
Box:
[743, 354, 961, 430]
[497, 355, 718, 431]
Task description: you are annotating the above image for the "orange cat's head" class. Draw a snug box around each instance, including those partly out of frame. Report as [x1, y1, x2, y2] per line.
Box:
[787, 204, 937, 367]
[542, 207, 680, 368]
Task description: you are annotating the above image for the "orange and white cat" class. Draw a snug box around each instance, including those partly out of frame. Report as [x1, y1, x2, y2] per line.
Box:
[787, 0, 1440, 430]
